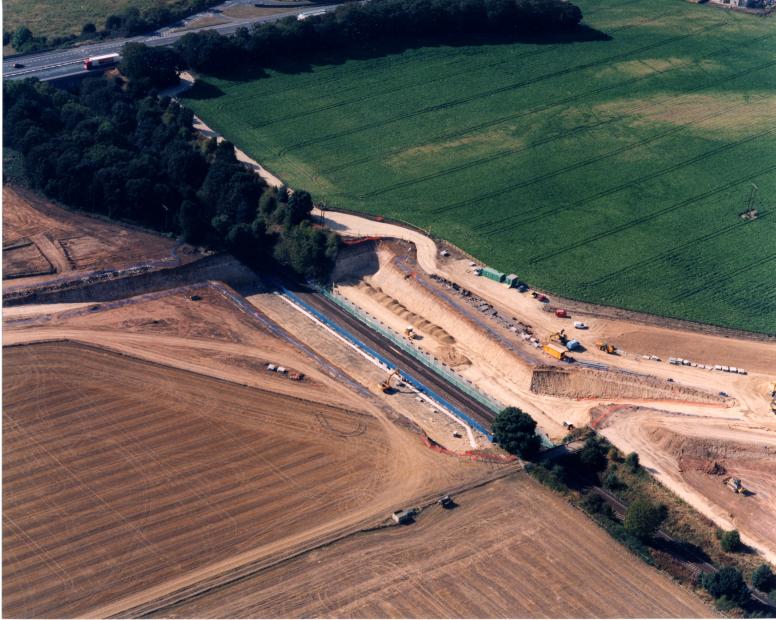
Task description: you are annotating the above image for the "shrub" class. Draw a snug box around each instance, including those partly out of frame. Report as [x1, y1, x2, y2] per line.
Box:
[720, 529, 741, 553]
[624, 452, 640, 472]
[623, 498, 667, 541]
[751, 564, 773, 592]
[577, 436, 608, 473]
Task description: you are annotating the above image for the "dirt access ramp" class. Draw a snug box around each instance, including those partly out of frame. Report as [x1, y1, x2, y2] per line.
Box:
[2, 185, 204, 296]
[149, 473, 712, 619]
[531, 367, 726, 405]
[594, 404, 776, 564]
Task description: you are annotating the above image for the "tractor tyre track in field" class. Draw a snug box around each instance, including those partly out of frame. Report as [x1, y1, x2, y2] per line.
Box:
[276, 19, 727, 158]
[586, 212, 771, 288]
[478, 114, 776, 236]
[429, 104, 776, 216]
[364, 66, 775, 202]
[250, 4, 678, 130]
[528, 163, 776, 264]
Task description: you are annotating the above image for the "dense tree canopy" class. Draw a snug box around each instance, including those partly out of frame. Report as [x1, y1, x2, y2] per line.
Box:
[3, 76, 336, 279]
[702, 567, 750, 606]
[752, 564, 773, 592]
[492, 406, 541, 458]
[120, 43, 183, 89]
[175, 0, 584, 73]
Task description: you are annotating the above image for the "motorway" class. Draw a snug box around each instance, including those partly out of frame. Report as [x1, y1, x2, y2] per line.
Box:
[293, 286, 499, 433]
[3, 0, 343, 82]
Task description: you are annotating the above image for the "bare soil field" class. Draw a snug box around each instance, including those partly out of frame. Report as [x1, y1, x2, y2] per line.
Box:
[150, 473, 712, 619]
[3, 340, 495, 619]
[3, 283, 503, 618]
[595, 405, 776, 563]
[2, 185, 201, 290]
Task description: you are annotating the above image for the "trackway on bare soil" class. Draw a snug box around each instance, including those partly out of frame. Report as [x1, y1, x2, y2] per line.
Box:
[2, 284, 501, 618]
[150, 473, 712, 619]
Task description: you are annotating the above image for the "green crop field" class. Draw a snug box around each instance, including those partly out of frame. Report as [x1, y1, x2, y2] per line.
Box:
[183, 0, 776, 333]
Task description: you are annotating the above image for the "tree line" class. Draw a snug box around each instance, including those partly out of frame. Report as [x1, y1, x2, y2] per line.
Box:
[3, 76, 337, 280]
[174, 0, 584, 74]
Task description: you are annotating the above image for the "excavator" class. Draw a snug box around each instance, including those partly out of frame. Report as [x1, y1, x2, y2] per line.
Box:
[595, 340, 617, 354]
[725, 477, 748, 495]
[770, 382, 776, 414]
[379, 369, 401, 393]
[549, 329, 569, 346]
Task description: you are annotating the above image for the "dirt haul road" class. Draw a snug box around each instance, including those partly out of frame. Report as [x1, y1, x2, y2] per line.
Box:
[149, 473, 713, 619]
[3, 288, 501, 619]
[314, 210, 776, 563]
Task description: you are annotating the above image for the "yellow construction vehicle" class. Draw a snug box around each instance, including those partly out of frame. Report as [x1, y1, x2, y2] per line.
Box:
[379, 369, 400, 393]
[549, 329, 569, 346]
[595, 340, 616, 354]
[726, 477, 747, 495]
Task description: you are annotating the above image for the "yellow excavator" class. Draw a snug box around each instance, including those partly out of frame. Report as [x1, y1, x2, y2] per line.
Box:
[770, 382, 776, 414]
[549, 329, 569, 346]
[380, 370, 401, 393]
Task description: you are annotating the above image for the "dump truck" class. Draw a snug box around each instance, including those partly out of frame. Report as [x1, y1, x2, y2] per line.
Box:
[543, 343, 567, 361]
[596, 340, 616, 354]
[83, 53, 120, 70]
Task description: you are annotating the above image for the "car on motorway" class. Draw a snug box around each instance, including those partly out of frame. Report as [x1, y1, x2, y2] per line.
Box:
[12, 62, 24, 69]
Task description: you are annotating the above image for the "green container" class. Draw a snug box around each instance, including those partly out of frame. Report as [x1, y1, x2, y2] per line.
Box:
[480, 266, 505, 283]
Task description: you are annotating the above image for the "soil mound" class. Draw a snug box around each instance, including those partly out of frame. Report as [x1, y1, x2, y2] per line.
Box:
[530, 367, 723, 404]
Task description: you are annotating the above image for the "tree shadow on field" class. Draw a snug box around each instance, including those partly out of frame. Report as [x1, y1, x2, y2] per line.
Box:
[183, 79, 227, 100]
[207, 23, 611, 82]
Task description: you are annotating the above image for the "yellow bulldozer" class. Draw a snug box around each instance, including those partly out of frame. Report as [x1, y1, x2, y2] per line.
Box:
[595, 340, 616, 354]
[725, 477, 748, 495]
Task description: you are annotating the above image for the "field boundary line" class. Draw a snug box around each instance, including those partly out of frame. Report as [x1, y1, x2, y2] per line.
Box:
[104, 466, 524, 619]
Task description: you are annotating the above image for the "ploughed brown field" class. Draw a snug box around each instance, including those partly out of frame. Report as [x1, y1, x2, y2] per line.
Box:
[152, 474, 713, 619]
[2, 341, 401, 618]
